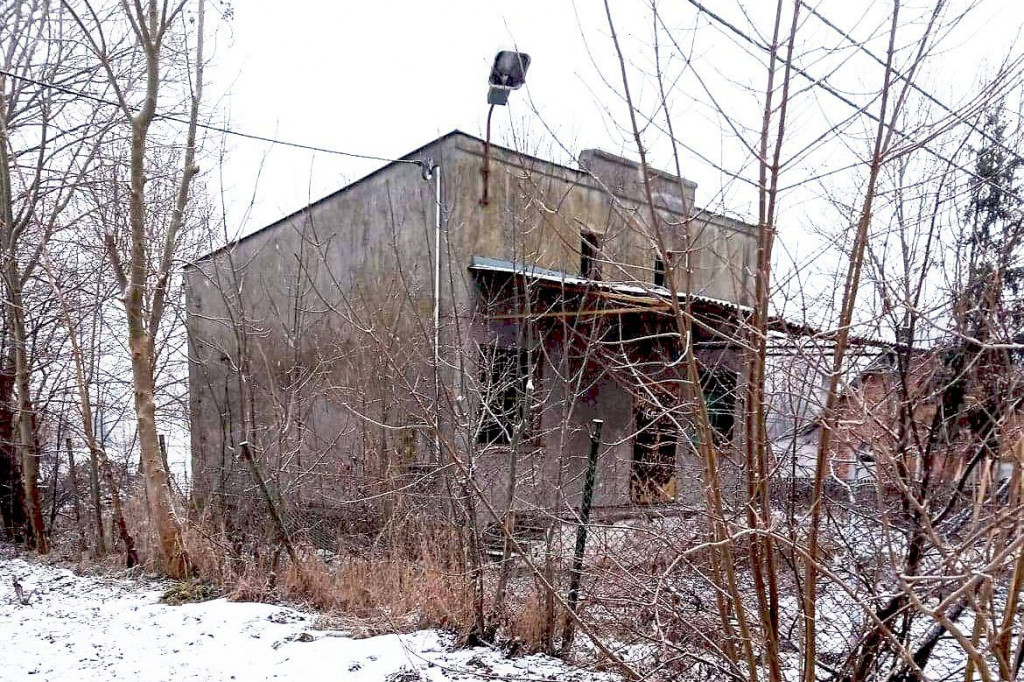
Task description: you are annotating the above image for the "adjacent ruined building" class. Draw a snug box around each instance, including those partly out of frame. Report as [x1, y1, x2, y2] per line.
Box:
[185, 131, 763, 535]
[771, 349, 1024, 494]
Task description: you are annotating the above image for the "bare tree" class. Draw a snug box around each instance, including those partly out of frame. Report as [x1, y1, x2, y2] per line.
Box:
[163, 3, 1024, 681]
[42, 253, 137, 565]
[67, 0, 207, 576]
[0, 0, 111, 553]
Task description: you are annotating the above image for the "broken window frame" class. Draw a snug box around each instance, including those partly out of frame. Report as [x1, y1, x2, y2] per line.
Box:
[477, 343, 540, 446]
[698, 364, 737, 444]
[630, 406, 679, 505]
[653, 253, 667, 287]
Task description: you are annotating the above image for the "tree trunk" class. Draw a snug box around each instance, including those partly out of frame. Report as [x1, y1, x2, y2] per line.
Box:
[129, 327, 187, 576]
[9, 281, 47, 553]
[47, 433, 60, 534]
[67, 439, 87, 558]
[158, 433, 173, 492]
[45, 258, 136, 566]
[88, 438, 105, 555]
[107, 0, 203, 579]
[0, 361, 26, 542]
[0, 86, 43, 551]
[96, 447, 138, 568]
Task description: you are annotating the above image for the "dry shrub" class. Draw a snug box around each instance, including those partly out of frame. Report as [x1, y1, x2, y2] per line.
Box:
[116, 494, 723, 659]
[504, 581, 563, 653]
[168, 515, 477, 637]
[125, 494, 725, 657]
[278, 550, 475, 635]
[160, 578, 220, 604]
[116, 484, 170, 572]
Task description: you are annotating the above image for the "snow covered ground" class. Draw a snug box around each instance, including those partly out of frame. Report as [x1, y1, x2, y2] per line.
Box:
[0, 551, 617, 681]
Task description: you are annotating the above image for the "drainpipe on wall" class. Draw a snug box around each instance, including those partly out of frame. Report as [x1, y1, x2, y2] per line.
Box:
[421, 159, 442, 462]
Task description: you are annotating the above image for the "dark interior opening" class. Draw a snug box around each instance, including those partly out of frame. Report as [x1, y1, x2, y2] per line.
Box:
[698, 365, 737, 444]
[581, 231, 601, 280]
[653, 255, 666, 287]
[478, 344, 535, 445]
[630, 408, 678, 504]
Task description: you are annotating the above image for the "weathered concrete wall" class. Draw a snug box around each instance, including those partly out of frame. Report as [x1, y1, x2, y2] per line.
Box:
[186, 131, 756, 523]
[435, 135, 753, 510]
[186, 144, 443, 521]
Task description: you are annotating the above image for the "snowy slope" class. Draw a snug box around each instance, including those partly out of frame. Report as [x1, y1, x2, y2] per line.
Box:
[0, 554, 616, 682]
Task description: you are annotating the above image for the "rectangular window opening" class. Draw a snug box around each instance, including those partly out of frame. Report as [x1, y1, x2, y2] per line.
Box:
[478, 344, 537, 446]
[630, 407, 678, 504]
[581, 231, 602, 280]
[653, 255, 666, 287]
[698, 365, 737, 444]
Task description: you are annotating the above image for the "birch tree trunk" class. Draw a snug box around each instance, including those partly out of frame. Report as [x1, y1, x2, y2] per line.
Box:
[69, 0, 206, 576]
[123, 23, 172, 563]
[128, 320, 183, 573]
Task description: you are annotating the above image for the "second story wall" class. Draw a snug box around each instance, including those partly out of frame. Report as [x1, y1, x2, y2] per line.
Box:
[185, 143, 442, 509]
[439, 134, 755, 307]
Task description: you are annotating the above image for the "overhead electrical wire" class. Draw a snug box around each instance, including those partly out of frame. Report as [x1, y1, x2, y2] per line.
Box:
[4, 5, 1023, 198]
[802, 2, 1024, 166]
[682, 0, 1024, 203]
[0, 66, 421, 166]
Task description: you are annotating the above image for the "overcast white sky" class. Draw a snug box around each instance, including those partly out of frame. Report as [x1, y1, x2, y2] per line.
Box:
[204, 1, 1024, 255]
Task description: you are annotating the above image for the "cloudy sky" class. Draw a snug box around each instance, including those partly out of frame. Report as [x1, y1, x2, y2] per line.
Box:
[204, 1, 1024, 249]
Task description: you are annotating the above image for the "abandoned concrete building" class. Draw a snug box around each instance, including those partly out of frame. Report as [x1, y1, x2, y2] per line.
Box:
[185, 130, 760, 530]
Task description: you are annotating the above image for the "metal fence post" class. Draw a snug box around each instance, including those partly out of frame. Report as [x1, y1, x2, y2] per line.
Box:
[562, 418, 603, 652]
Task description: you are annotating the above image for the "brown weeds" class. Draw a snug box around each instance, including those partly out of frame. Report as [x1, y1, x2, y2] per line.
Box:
[145, 514, 481, 637]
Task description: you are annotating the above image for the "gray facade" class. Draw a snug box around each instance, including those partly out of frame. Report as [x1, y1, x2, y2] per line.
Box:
[185, 131, 756, 529]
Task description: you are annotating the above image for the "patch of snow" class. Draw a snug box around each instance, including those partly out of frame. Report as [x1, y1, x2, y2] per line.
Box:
[0, 553, 617, 681]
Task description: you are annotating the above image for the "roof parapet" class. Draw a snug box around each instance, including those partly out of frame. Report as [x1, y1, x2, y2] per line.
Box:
[578, 148, 697, 216]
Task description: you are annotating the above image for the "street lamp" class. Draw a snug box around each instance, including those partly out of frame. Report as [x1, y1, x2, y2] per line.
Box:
[487, 50, 531, 105]
[429, 51, 533, 461]
[482, 50, 531, 205]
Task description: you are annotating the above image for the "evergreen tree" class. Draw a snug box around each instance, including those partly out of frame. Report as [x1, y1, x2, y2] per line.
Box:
[942, 105, 1024, 473]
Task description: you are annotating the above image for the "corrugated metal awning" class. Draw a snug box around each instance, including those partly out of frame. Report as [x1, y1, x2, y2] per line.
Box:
[468, 255, 751, 315]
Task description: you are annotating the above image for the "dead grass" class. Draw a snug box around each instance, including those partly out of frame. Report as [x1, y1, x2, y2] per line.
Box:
[117, 490, 675, 654]
[166, 514, 479, 638]
[503, 581, 564, 654]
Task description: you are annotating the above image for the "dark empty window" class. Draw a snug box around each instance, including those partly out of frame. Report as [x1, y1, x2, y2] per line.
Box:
[631, 408, 678, 504]
[397, 423, 420, 465]
[698, 365, 737, 444]
[653, 255, 666, 287]
[478, 344, 535, 445]
[581, 231, 601, 280]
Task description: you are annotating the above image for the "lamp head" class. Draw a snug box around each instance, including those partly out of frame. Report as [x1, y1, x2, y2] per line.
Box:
[487, 50, 531, 106]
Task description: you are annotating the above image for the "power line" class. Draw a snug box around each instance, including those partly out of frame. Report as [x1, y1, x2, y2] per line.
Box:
[684, 0, 1024, 201]
[5, 12, 1021, 203]
[0, 67, 420, 166]
[802, 3, 1024, 165]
